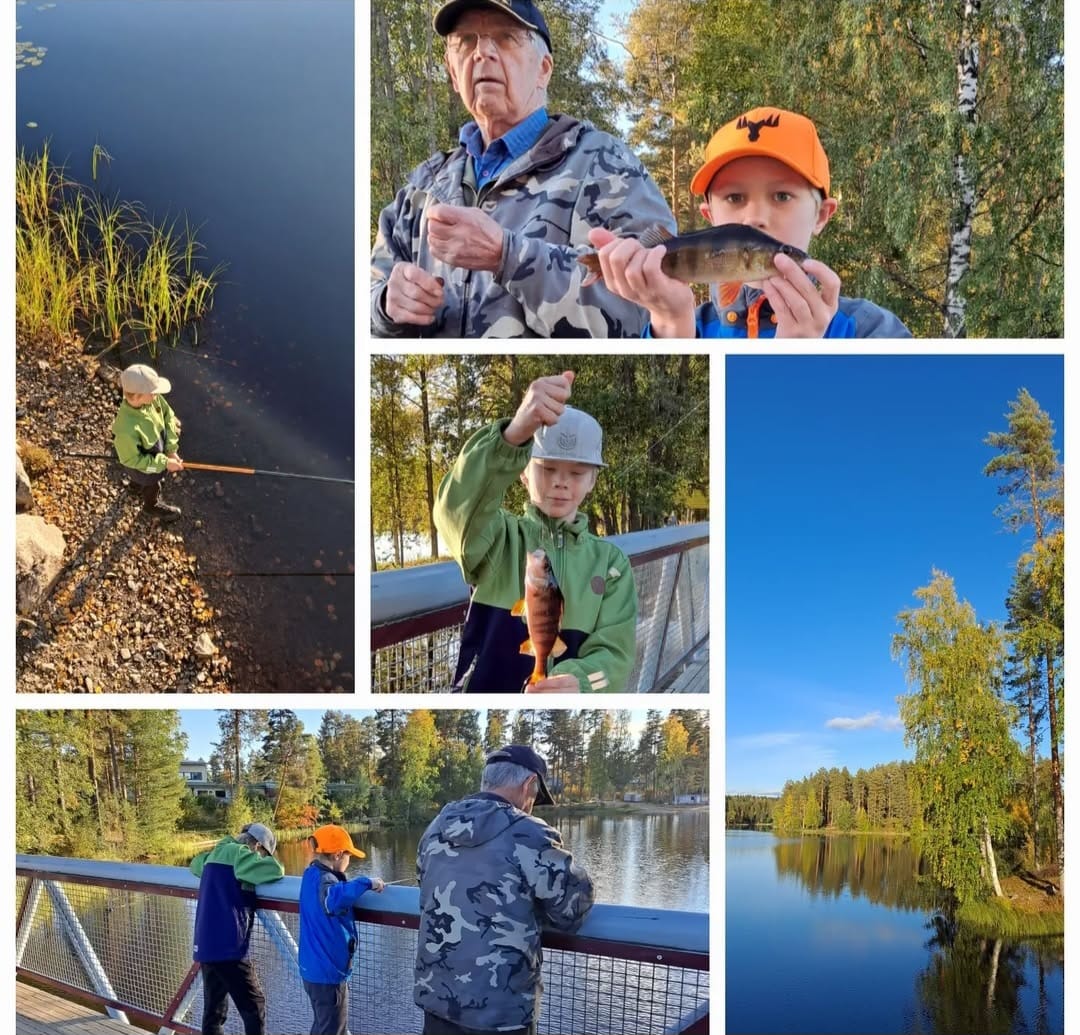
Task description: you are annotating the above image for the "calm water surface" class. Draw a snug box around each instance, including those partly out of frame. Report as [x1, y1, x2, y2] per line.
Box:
[278, 810, 710, 912]
[727, 831, 1063, 1035]
[16, 0, 354, 687]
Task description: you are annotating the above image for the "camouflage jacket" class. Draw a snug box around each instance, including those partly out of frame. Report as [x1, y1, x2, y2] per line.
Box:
[414, 793, 594, 1031]
[371, 114, 675, 338]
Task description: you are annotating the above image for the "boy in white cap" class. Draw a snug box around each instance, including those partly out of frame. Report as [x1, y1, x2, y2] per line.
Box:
[190, 822, 285, 1035]
[587, 106, 910, 339]
[434, 370, 636, 691]
[111, 363, 185, 522]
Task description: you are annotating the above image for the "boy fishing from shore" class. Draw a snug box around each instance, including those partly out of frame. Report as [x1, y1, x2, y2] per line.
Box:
[434, 370, 636, 692]
[111, 363, 185, 522]
[298, 825, 386, 1035]
[585, 106, 911, 339]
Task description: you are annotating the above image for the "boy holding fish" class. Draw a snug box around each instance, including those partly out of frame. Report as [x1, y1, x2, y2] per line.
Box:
[434, 370, 636, 692]
[584, 106, 911, 338]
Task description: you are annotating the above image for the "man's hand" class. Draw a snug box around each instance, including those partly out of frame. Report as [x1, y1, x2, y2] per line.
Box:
[586, 228, 696, 338]
[384, 262, 445, 326]
[762, 255, 841, 338]
[426, 203, 504, 272]
[503, 371, 575, 446]
[525, 673, 580, 693]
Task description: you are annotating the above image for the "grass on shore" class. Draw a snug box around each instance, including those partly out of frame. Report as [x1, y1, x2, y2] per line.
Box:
[16, 142, 221, 355]
[957, 895, 1064, 938]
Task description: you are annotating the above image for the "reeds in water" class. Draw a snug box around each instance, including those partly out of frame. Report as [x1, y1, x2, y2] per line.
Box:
[15, 142, 223, 355]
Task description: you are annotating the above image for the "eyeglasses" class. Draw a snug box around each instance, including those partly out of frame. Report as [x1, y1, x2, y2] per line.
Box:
[446, 28, 532, 54]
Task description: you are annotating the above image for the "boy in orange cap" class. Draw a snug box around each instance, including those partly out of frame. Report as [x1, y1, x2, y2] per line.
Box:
[298, 825, 386, 1034]
[587, 106, 910, 338]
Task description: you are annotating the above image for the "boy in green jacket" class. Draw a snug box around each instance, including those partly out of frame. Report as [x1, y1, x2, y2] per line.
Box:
[434, 370, 637, 692]
[190, 822, 285, 1035]
[111, 363, 185, 522]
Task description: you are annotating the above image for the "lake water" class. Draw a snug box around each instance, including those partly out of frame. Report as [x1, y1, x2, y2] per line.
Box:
[15, 0, 354, 688]
[726, 831, 1064, 1034]
[278, 809, 710, 912]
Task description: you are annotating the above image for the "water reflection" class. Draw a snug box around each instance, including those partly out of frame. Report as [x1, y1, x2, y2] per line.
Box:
[727, 832, 1063, 1035]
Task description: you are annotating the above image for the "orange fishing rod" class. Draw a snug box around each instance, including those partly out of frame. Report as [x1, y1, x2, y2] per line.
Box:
[64, 451, 353, 486]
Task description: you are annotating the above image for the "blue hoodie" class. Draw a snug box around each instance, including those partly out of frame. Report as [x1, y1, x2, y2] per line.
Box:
[299, 861, 375, 985]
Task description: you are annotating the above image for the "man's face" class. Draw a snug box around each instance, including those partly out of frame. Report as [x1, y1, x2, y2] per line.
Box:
[445, 9, 552, 139]
[520, 458, 598, 522]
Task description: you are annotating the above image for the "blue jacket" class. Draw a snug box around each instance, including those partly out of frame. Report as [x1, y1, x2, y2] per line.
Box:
[190, 836, 285, 963]
[299, 862, 375, 985]
[645, 284, 912, 338]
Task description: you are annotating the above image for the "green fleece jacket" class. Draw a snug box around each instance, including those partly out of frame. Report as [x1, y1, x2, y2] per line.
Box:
[434, 420, 637, 692]
[111, 396, 180, 474]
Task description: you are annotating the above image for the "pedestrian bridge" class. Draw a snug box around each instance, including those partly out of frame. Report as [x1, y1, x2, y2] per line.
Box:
[17, 854, 709, 1034]
[372, 522, 709, 692]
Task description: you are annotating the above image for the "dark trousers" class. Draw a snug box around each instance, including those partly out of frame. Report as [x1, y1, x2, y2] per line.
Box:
[304, 979, 348, 1035]
[422, 1011, 534, 1035]
[199, 958, 266, 1035]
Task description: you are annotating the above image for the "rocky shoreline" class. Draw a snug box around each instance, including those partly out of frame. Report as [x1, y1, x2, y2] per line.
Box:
[15, 332, 234, 691]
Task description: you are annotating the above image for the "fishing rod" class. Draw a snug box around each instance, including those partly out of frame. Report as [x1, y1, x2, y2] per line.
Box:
[65, 451, 354, 486]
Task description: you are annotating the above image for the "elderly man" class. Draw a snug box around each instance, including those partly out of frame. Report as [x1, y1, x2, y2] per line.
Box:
[415, 746, 594, 1035]
[371, 0, 674, 338]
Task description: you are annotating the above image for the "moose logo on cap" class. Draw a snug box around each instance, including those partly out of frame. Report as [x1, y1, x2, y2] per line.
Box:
[736, 112, 780, 142]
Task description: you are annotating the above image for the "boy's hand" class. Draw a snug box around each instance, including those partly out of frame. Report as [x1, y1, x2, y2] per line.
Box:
[426, 204, 504, 272]
[166, 455, 184, 473]
[503, 371, 575, 447]
[174, 417, 182, 432]
[762, 255, 841, 338]
[525, 673, 580, 693]
[370, 878, 386, 892]
[384, 262, 445, 326]
[586, 228, 696, 338]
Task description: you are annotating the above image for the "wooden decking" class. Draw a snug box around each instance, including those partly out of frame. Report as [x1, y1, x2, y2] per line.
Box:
[662, 644, 709, 692]
[16, 982, 134, 1035]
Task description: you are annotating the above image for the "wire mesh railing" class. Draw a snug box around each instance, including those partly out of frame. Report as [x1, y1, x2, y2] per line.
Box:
[16, 855, 709, 1035]
[372, 523, 709, 692]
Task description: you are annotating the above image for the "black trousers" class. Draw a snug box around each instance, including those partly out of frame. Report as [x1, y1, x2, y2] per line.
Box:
[303, 979, 348, 1035]
[422, 1011, 534, 1035]
[199, 958, 266, 1035]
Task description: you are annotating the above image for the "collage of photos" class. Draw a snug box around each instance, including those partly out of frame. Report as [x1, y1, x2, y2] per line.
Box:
[10, 0, 1067, 1034]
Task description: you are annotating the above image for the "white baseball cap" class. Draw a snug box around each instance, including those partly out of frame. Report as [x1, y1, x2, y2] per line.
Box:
[531, 406, 606, 468]
[120, 364, 171, 395]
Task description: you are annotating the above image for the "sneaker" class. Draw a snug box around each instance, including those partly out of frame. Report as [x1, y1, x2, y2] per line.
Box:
[145, 502, 182, 523]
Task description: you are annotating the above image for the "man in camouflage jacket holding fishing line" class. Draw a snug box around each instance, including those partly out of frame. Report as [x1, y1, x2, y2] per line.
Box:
[434, 369, 636, 691]
[370, 0, 675, 338]
[415, 745, 594, 1034]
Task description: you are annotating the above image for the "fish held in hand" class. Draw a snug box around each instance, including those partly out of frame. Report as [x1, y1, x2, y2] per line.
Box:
[579, 223, 809, 305]
[511, 549, 566, 687]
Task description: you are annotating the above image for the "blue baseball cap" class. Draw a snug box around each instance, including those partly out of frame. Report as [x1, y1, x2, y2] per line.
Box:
[486, 745, 554, 805]
[434, 0, 552, 53]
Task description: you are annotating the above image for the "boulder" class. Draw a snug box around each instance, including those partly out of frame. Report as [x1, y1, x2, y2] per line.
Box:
[16, 451, 33, 511]
[16, 514, 66, 615]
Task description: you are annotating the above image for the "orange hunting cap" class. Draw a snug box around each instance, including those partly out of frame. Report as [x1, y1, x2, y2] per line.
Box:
[311, 825, 366, 859]
[690, 107, 830, 197]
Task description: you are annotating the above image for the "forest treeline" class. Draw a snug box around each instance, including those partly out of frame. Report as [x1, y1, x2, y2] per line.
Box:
[372, 354, 708, 566]
[734, 390, 1064, 906]
[16, 708, 708, 862]
[372, 0, 1063, 337]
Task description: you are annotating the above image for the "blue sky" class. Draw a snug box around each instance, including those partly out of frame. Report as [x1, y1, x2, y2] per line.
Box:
[726, 354, 1064, 794]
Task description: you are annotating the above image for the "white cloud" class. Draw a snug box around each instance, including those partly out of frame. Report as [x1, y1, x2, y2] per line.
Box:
[825, 711, 902, 732]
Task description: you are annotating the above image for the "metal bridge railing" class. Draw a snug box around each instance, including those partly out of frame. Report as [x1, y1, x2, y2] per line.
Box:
[16, 854, 709, 1035]
[371, 522, 709, 692]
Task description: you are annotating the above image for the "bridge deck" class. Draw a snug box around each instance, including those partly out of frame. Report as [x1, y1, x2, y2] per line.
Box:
[16, 982, 132, 1035]
[660, 643, 709, 692]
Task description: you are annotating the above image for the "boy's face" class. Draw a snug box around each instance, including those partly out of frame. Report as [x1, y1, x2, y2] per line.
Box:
[126, 391, 156, 408]
[701, 155, 836, 252]
[520, 458, 598, 521]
